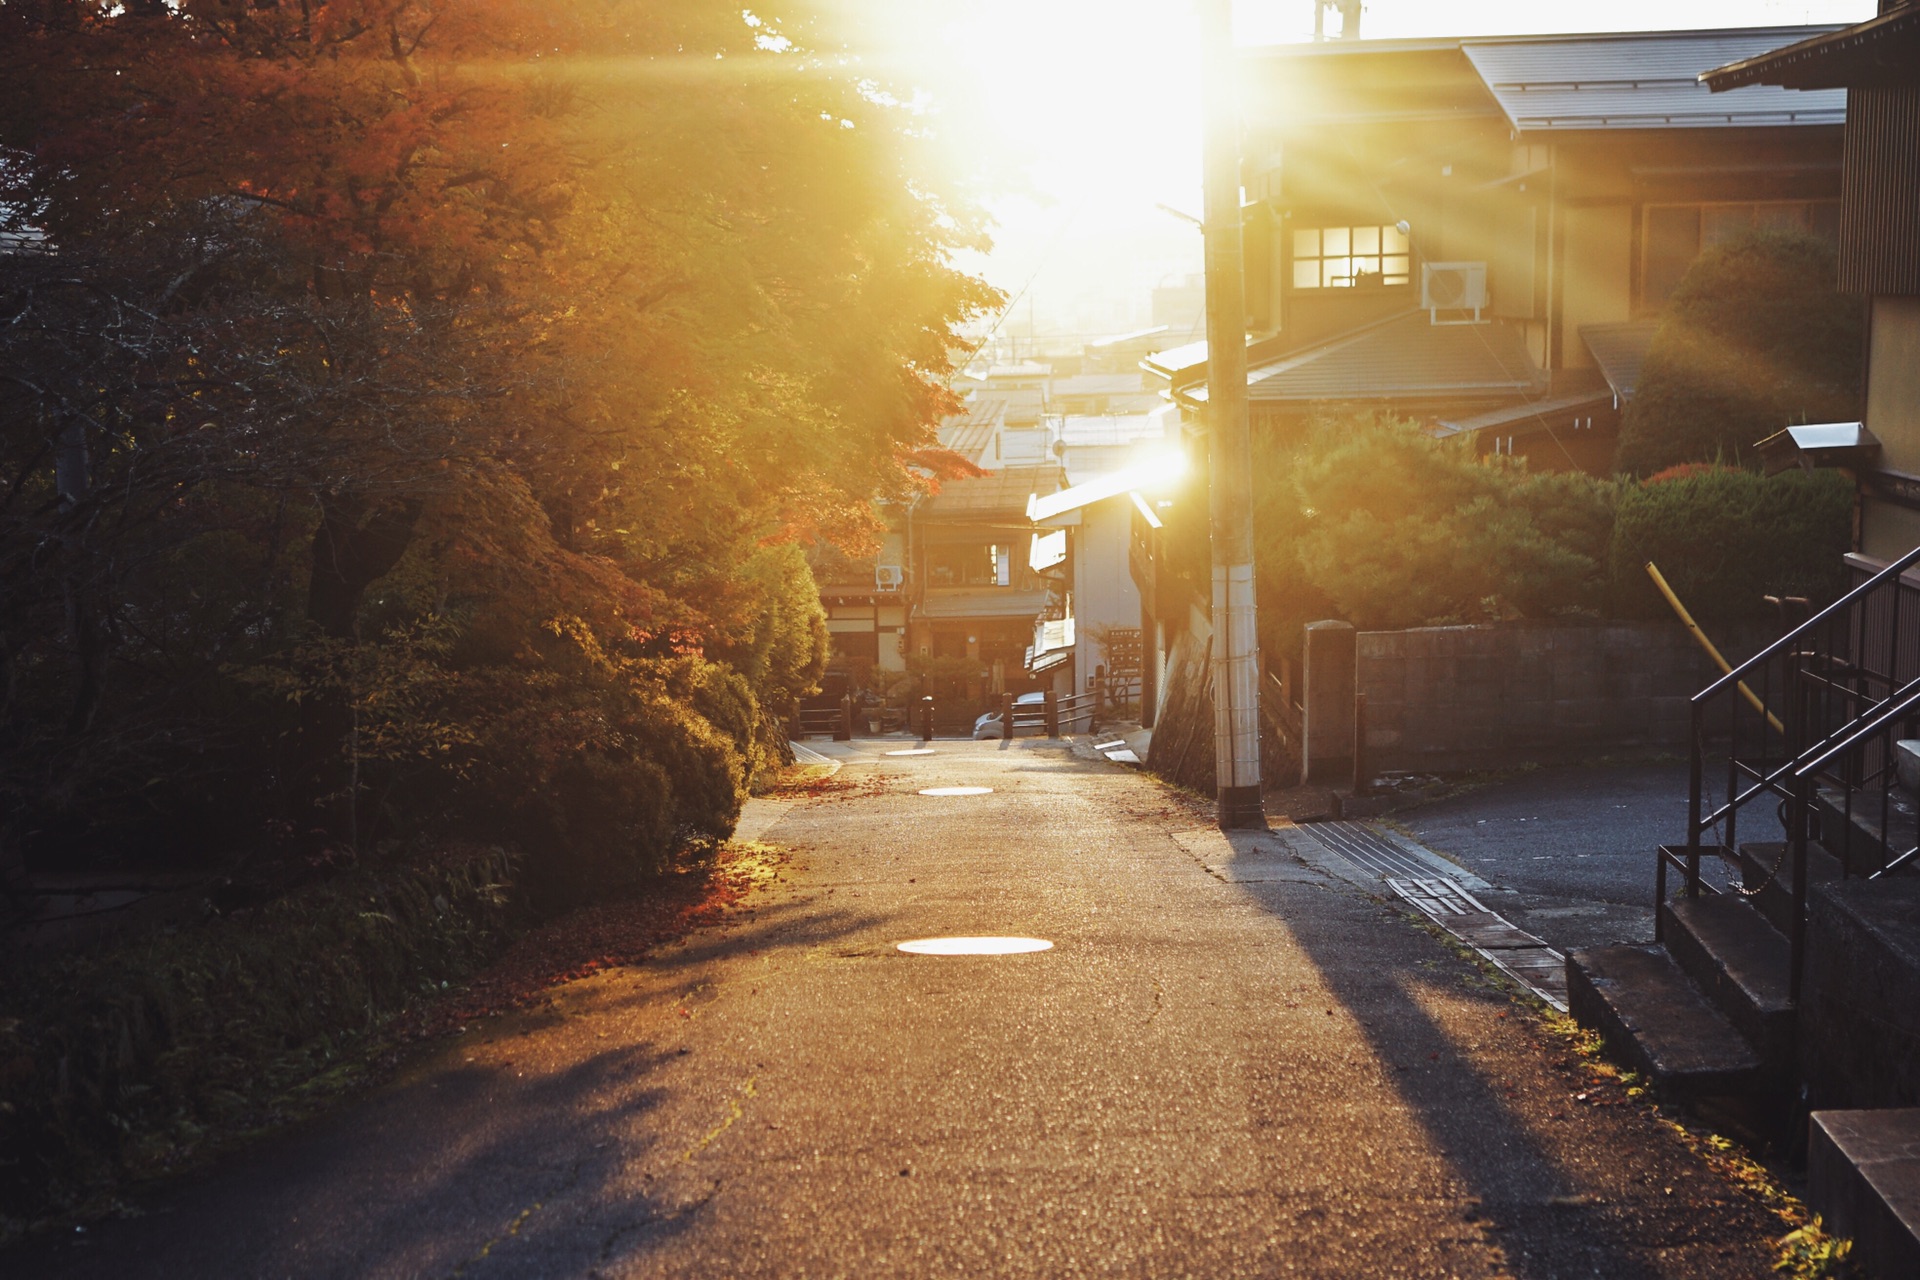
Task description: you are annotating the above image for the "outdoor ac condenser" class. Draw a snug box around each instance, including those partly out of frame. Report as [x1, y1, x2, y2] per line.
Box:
[875, 565, 904, 592]
[1421, 261, 1488, 323]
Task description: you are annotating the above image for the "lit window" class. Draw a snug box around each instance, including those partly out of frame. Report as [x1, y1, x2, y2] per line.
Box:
[1292, 224, 1411, 289]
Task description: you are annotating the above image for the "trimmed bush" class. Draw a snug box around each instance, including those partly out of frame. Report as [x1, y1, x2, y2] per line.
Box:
[1258, 414, 1618, 645]
[1608, 467, 1853, 623]
[1615, 230, 1863, 477]
[0, 846, 519, 1229]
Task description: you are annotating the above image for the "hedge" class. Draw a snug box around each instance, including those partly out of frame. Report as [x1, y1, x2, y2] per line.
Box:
[0, 845, 519, 1234]
[1608, 468, 1854, 623]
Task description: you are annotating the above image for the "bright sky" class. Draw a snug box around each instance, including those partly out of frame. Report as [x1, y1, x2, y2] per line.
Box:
[862, 0, 1874, 346]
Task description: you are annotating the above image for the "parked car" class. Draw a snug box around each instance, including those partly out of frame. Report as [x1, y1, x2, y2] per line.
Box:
[973, 691, 1046, 739]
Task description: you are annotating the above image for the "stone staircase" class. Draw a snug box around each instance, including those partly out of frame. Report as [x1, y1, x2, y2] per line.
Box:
[1567, 846, 1797, 1118]
[1565, 547, 1920, 1276]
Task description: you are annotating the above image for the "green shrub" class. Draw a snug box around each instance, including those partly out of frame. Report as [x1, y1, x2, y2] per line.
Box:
[1608, 467, 1853, 622]
[0, 846, 519, 1228]
[1615, 230, 1863, 477]
[1257, 413, 1618, 643]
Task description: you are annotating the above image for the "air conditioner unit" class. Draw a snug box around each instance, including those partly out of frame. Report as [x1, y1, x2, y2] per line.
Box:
[875, 564, 904, 592]
[1421, 261, 1488, 324]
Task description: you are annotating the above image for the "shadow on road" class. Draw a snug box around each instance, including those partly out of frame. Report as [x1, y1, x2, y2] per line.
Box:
[1228, 869, 1771, 1279]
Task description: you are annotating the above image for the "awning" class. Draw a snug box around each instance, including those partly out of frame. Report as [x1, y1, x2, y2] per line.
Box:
[1756, 422, 1880, 475]
[1028, 650, 1070, 675]
[1431, 386, 1615, 440]
[917, 589, 1051, 621]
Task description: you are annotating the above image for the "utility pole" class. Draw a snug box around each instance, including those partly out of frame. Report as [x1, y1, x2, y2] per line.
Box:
[1199, 0, 1265, 830]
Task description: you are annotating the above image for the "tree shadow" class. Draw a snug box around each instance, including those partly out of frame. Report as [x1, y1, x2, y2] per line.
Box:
[1226, 867, 1774, 1279]
[6, 899, 880, 1279]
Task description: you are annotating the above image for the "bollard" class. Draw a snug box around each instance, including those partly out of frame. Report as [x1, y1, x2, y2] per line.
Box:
[919, 695, 934, 742]
[1043, 690, 1059, 738]
[1001, 692, 1014, 741]
[836, 695, 854, 742]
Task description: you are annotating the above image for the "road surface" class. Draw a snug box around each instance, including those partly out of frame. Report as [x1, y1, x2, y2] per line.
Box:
[14, 739, 1782, 1278]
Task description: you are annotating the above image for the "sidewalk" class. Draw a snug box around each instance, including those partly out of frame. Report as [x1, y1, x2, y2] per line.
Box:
[13, 738, 1789, 1278]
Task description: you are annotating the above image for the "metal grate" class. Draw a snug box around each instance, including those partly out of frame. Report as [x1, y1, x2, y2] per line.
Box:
[1298, 820, 1453, 882]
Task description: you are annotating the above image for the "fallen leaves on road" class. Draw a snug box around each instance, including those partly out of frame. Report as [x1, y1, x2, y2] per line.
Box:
[397, 843, 789, 1042]
[761, 772, 887, 804]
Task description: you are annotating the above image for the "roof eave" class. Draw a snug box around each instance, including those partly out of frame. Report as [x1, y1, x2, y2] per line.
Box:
[1700, 7, 1920, 91]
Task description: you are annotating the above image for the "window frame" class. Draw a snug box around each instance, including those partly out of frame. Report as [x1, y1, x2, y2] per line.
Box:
[1289, 222, 1413, 291]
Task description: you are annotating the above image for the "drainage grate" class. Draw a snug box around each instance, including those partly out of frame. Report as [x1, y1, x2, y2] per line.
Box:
[1386, 876, 1568, 1011]
[1298, 820, 1451, 881]
[1294, 821, 1567, 1011]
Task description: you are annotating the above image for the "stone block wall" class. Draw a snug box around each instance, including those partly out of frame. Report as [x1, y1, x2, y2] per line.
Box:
[1357, 621, 1764, 772]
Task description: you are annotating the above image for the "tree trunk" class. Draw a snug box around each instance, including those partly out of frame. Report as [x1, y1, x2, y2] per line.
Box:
[307, 494, 422, 639]
[301, 493, 422, 848]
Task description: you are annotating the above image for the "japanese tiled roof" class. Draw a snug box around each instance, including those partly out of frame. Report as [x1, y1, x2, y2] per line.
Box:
[1237, 310, 1545, 404]
[1702, 6, 1920, 92]
[1431, 377, 1615, 439]
[918, 589, 1053, 621]
[1459, 28, 1847, 131]
[917, 463, 1065, 521]
[936, 397, 1006, 466]
[1247, 26, 1848, 133]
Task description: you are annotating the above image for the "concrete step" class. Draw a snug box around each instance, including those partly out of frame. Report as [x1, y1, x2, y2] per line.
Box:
[1566, 944, 1763, 1100]
[1814, 781, 1920, 877]
[1895, 740, 1920, 793]
[1737, 841, 1842, 938]
[1809, 1109, 1920, 1279]
[1659, 894, 1795, 1073]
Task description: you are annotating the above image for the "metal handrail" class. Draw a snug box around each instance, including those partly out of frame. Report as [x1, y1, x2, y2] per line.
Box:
[1796, 679, 1920, 779]
[1672, 543, 1920, 1005]
[1691, 542, 1920, 706]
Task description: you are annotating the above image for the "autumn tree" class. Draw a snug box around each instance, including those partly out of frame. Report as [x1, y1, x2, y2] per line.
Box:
[0, 0, 996, 888]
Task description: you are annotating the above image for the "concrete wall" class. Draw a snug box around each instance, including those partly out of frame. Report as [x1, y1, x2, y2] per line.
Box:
[1356, 621, 1760, 771]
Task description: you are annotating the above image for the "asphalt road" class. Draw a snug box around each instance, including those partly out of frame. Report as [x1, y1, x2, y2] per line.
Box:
[13, 740, 1782, 1278]
[1392, 761, 1782, 955]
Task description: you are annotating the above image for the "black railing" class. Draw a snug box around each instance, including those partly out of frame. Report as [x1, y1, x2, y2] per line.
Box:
[1665, 542, 1920, 999]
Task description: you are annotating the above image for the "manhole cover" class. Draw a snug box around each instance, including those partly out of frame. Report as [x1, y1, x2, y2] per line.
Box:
[918, 786, 993, 796]
[885, 749, 936, 757]
[896, 937, 1053, 955]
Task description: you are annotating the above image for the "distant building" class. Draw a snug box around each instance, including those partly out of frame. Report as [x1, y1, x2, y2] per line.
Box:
[1148, 25, 1846, 472]
[1081, 326, 1176, 375]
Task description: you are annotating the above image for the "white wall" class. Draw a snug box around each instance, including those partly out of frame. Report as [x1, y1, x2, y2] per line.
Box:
[1072, 496, 1145, 691]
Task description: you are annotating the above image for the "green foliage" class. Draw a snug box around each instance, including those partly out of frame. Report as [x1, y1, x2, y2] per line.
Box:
[1615, 230, 1863, 476]
[1251, 412, 1854, 649]
[0, 846, 520, 1228]
[1609, 468, 1853, 623]
[1255, 414, 1619, 648]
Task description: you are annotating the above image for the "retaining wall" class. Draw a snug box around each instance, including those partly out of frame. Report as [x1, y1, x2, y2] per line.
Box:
[1357, 621, 1769, 772]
